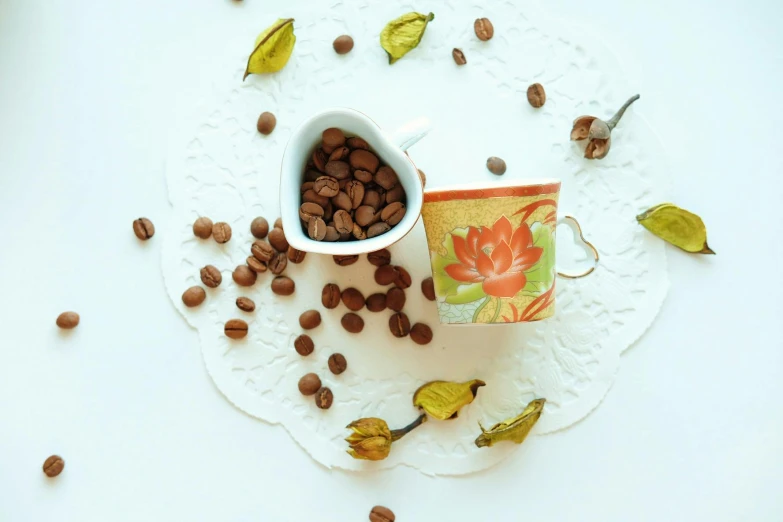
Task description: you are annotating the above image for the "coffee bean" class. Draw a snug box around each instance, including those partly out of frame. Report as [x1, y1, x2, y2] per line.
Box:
[339, 230, 352, 241]
[381, 202, 406, 226]
[43, 455, 65, 477]
[328, 353, 347, 375]
[352, 223, 367, 240]
[346, 180, 365, 209]
[313, 148, 328, 171]
[233, 265, 257, 287]
[418, 169, 427, 187]
[225, 319, 249, 339]
[257, 111, 276, 134]
[346, 137, 369, 150]
[375, 264, 397, 285]
[133, 217, 155, 240]
[393, 266, 412, 289]
[362, 190, 382, 210]
[452, 47, 467, 65]
[333, 255, 358, 266]
[410, 323, 433, 345]
[268, 227, 289, 252]
[367, 222, 391, 238]
[474, 17, 494, 41]
[193, 217, 213, 239]
[389, 312, 411, 338]
[486, 156, 506, 175]
[300, 202, 325, 221]
[274, 217, 283, 229]
[200, 265, 222, 288]
[307, 217, 327, 240]
[322, 283, 341, 309]
[250, 216, 269, 238]
[268, 252, 288, 275]
[354, 206, 379, 227]
[236, 297, 255, 312]
[325, 161, 351, 180]
[385, 184, 404, 204]
[349, 149, 379, 173]
[329, 146, 350, 161]
[333, 35, 354, 54]
[301, 181, 315, 194]
[251, 240, 275, 262]
[333, 209, 353, 234]
[374, 166, 398, 190]
[366, 293, 387, 312]
[287, 246, 307, 264]
[386, 287, 406, 312]
[341, 288, 365, 311]
[212, 222, 232, 243]
[56, 311, 79, 329]
[323, 128, 346, 149]
[421, 277, 436, 301]
[324, 226, 340, 241]
[271, 276, 295, 296]
[182, 287, 206, 307]
[314, 176, 340, 197]
[370, 506, 395, 522]
[298, 373, 321, 396]
[305, 169, 321, 182]
[247, 256, 267, 273]
[315, 387, 333, 409]
[354, 169, 373, 183]
[367, 249, 391, 266]
[303, 189, 329, 208]
[341, 313, 364, 333]
[323, 200, 335, 221]
[294, 334, 314, 356]
[299, 310, 322, 330]
[331, 191, 352, 212]
[527, 83, 546, 108]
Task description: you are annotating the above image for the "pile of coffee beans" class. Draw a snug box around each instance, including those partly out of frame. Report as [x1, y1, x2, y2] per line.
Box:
[299, 128, 407, 242]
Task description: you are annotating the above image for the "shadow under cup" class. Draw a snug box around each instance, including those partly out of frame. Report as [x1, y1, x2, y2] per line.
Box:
[420, 180, 562, 325]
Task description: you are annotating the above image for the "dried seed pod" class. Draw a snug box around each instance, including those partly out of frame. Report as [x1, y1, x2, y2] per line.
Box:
[475, 398, 545, 448]
[413, 379, 485, 420]
[637, 203, 715, 254]
[571, 94, 640, 160]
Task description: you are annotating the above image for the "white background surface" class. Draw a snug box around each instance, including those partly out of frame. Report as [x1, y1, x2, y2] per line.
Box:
[0, 0, 781, 520]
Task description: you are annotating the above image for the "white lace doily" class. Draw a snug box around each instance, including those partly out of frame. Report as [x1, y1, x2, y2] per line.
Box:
[162, 1, 671, 475]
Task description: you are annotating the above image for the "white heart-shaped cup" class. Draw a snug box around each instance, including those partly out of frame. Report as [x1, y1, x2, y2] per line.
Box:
[281, 108, 429, 255]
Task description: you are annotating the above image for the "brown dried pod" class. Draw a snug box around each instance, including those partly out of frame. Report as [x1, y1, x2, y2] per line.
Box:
[571, 94, 640, 160]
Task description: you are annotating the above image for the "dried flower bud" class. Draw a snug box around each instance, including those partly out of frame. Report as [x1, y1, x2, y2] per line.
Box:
[570, 94, 640, 160]
[345, 414, 427, 461]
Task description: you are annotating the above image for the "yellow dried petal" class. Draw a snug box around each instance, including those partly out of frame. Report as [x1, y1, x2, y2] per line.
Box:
[637, 203, 715, 254]
[346, 436, 392, 461]
[243, 18, 296, 80]
[413, 379, 485, 420]
[380, 12, 434, 64]
[345, 417, 391, 441]
[475, 398, 545, 448]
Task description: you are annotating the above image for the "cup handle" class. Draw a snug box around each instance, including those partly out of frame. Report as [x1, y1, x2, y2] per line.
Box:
[556, 215, 599, 279]
[390, 117, 431, 151]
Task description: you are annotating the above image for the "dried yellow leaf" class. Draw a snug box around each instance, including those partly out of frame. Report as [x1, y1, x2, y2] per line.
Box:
[475, 398, 545, 448]
[380, 12, 434, 64]
[637, 203, 715, 254]
[243, 18, 296, 80]
[413, 379, 485, 420]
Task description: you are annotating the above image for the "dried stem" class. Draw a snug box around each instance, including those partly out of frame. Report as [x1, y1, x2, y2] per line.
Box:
[607, 94, 640, 130]
[390, 414, 427, 441]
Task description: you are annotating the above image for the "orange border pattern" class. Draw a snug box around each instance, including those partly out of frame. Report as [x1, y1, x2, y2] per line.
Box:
[423, 182, 561, 203]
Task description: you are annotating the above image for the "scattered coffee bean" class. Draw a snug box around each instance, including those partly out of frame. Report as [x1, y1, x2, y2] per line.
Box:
[486, 156, 507, 175]
[329, 146, 350, 161]
[354, 169, 373, 183]
[352, 223, 367, 240]
[452, 47, 467, 65]
[333, 35, 354, 54]
[314, 176, 340, 197]
[200, 265, 222, 288]
[182, 287, 206, 307]
[410, 323, 433, 345]
[268, 252, 288, 275]
[370, 506, 395, 522]
[271, 276, 295, 296]
[346, 136, 369, 150]
[366, 293, 387, 312]
[268, 227, 289, 252]
[355, 206, 379, 227]
[349, 149, 379, 173]
[212, 222, 232, 243]
[246, 256, 268, 273]
[300, 202, 325, 222]
[474, 17, 494, 41]
[367, 222, 391, 238]
[385, 184, 404, 204]
[325, 161, 351, 180]
[233, 265, 257, 286]
[257, 111, 276, 135]
[374, 166, 398, 190]
[363, 190, 382, 210]
[298, 373, 321, 396]
[287, 246, 306, 264]
[389, 312, 411, 338]
[328, 353, 347, 375]
[274, 217, 283, 229]
[341, 313, 364, 333]
[386, 287, 406, 312]
[56, 311, 80, 329]
[307, 217, 327, 240]
[236, 297, 255, 312]
[251, 240, 275, 262]
[323, 128, 346, 150]
[333, 255, 358, 266]
[344, 181, 363, 209]
[368, 249, 391, 266]
[317, 286, 339, 313]
[375, 264, 397, 285]
[341, 288, 365, 311]
[224, 319, 249, 339]
[43, 455, 65, 477]
[527, 83, 546, 108]
[299, 310, 322, 330]
[133, 217, 155, 240]
[250, 216, 269, 238]
[381, 202, 406, 226]
[393, 266, 412, 289]
[315, 387, 333, 409]
[421, 277, 436, 301]
[193, 217, 213, 239]
[294, 334, 314, 356]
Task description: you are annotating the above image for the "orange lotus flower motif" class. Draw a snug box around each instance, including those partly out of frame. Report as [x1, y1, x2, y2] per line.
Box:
[444, 216, 543, 298]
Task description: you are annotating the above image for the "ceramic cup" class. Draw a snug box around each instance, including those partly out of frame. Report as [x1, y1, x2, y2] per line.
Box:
[281, 108, 429, 255]
[420, 179, 598, 325]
